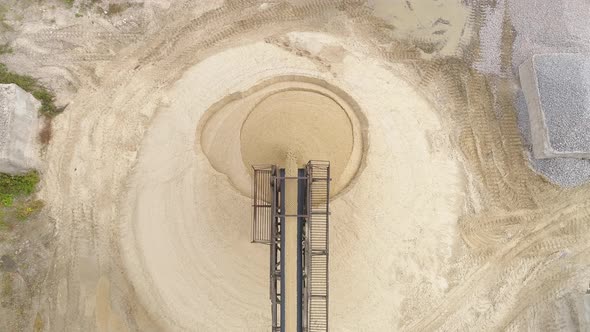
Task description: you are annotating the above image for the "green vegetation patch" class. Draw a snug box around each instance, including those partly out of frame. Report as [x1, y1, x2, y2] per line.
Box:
[107, 2, 143, 16]
[1, 273, 12, 298]
[0, 172, 42, 230]
[15, 200, 44, 221]
[107, 3, 127, 15]
[0, 43, 12, 55]
[0, 209, 6, 230]
[0, 64, 61, 117]
[34, 313, 44, 332]
[0, 171, 40, 197]
[0, 193, 13, 207]
[0, 5, 12, 32]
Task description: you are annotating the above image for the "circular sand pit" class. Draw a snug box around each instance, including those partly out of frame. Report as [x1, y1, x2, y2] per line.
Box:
[200, 77, 366, 196]
[241, 90, 353, 186]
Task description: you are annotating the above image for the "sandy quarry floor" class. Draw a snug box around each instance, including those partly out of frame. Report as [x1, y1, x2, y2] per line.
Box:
[1, 0, 590, 331]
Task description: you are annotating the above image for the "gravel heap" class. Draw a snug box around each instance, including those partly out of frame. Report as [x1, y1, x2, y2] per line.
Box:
[0, 84, 40, 174]
[520, 54, 590, 159]
[507, 0, 590, 187]
[535, 54, 590, 157]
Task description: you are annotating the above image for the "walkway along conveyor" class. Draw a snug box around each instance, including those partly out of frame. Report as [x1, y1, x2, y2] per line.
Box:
[251, 160, 331, 332]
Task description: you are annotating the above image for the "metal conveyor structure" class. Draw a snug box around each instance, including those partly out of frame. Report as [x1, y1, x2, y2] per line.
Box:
[251, 161, 331, 332]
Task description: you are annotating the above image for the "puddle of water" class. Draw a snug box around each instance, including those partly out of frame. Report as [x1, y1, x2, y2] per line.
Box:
[368, 0, 471, 55]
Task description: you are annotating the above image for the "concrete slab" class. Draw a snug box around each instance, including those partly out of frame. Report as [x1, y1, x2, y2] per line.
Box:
[520, 53, 590, 159]
[578, 292, 590, 331]
[0, 84, 40, 174]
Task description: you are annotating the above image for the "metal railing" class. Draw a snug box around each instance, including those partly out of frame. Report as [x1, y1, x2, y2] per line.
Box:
[251, 165, 275, 244]
[271, 168, 283, 331]
[252, 161, 330, 332]
[305, 161, 330, 332]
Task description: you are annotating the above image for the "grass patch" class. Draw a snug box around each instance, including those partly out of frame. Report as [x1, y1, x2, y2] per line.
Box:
[15, 200, 44, 221]
[0, 193, 13, 207]
[1, 273, 12, 298]
[107, 3, 129, 15]
[0, 209, 6, 230]
[0, 43, 12, 55]
[0, 172, 43, 230]
[106, 2, 142, 16]
[62, 0, 75, 7]
[0, 171, 40, 197]
[0, 64, 61, 117]
[0, 5, 11, 32]
[34, 313, 44, 332]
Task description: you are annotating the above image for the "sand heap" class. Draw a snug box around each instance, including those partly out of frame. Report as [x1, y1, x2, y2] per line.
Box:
[120, 33, 466, 331]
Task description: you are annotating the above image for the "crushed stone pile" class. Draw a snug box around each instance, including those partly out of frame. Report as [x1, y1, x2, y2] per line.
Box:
[518, 54, 590, 187]
[0, 84, 40, 174]
[520, 53, 590, 159]
[507, 0, 590, 187]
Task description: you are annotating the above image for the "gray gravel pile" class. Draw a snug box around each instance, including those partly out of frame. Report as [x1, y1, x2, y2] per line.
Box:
[520, 54, 590, 159]
[535, 54, 590, 156]
[0, 84, 40, 174]
[509, 0, 590, 71]
[507, 0, 590, 187]
[473, 0, 505, 76]
[516, 91, 590, 187]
